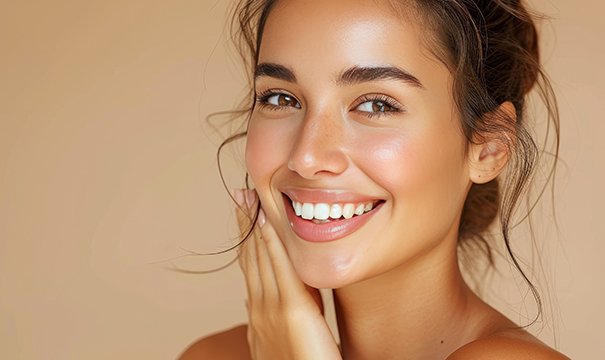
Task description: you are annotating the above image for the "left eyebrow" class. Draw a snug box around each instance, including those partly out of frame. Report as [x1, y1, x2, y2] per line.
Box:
[336, 65, 424, 89]
[254, 63, 297, 83]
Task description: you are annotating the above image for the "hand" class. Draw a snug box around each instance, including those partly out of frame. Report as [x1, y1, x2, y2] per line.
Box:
[234, 189, 342, 360]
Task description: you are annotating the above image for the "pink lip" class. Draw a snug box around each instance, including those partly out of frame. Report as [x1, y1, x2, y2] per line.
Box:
[282, 188, 381, 204]
[282, 194, 384, 243]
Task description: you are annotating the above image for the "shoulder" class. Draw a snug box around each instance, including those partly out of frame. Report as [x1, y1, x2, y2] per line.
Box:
[447, 329, 570, 360]
[177, 324, 252, 360]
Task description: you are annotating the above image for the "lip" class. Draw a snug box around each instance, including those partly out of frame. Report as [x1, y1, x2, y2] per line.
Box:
[282, 193, 384, 243]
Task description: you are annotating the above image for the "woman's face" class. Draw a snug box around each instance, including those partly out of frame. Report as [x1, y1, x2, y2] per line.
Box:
[246, 0, 473, 288]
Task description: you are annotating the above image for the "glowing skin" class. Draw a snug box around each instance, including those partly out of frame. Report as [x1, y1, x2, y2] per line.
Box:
[246, 0, 470, 290]
[184, 1, 570, 359]
[243, 3, 503, 357]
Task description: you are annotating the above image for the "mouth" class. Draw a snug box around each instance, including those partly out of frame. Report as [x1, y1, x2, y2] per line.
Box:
[281, 192, 385, 242]
[287, 195, 384, 224]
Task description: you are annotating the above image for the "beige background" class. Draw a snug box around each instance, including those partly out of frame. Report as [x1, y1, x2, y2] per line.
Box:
[0, 0, 603, 359]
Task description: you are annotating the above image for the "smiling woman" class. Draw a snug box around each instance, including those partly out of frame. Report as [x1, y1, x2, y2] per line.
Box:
[179, 0, 569, 359]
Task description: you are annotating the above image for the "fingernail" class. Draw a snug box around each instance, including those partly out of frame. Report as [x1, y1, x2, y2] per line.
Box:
[258, 208, 266, 227]
[245, 189, 256, 209]
[232, 188, 244, 206]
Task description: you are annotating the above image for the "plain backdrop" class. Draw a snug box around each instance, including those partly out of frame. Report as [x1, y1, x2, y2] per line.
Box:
[1, 0, 603, 359]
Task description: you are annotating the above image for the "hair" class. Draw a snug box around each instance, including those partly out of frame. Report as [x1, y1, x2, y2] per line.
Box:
[215, 0, 560, 326]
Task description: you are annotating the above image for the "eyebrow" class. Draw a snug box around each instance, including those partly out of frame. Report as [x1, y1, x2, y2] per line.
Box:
[254, 63, 297, 82]
[254, 62, 424, 89]
[337, 65, 424, 89]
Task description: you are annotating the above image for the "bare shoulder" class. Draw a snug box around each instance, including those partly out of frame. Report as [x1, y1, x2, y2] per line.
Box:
[177, 324, 251, 360]
[447, 328, 570, 360]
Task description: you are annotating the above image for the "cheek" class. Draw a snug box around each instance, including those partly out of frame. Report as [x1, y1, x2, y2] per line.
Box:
[245, 118, 288, 186]
[355, 125, 467, 204]
[355, 131, 430, 191]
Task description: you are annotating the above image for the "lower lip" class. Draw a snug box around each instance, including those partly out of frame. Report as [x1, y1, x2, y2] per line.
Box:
[283, 195, 383, 243]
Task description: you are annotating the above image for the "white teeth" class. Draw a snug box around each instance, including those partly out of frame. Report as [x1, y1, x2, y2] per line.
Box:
[290, 200, 377, 221]
[342, 204, 355, 219]
[301, 203, 314, 220]
[354, 204, 365, 216]
[329, 204, 343, 219]
[314, 203, 330, 220]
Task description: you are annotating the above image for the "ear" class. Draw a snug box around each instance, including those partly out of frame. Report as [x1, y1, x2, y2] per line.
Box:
[468, 102, 516, 184]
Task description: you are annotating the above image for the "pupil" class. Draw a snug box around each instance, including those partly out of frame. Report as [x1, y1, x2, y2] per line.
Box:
[279, 95, 291, 106]
[373, 101, 386, 112]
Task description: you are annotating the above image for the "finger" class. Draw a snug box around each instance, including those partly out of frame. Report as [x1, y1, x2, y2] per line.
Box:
[243, 301, 256, 359]
[246, 324, 257, 360]
[253, 208, 280, 301]
[244, 189, 263, 244]
[233, 188, 251, 267]
[244, 190, 267, 300]
[233, 188, 246, 259]
[233, 189, 260, 302]
[260, 218, 309, 301]
[244, 190, 280, 302]
[234, 188, 256, 243]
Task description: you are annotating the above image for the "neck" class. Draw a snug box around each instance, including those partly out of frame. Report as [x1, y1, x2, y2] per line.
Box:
[333, 236, 486, 359]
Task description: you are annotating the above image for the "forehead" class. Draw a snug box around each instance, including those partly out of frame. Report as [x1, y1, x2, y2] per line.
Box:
[257, 0, 445, 86]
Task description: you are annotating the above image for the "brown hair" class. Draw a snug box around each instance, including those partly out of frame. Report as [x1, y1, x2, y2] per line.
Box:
[217, 0, 560, 325]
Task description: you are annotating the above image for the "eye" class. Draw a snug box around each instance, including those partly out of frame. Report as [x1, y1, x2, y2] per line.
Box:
[256, 91, 302, 110]
[353, 95, 403, 117]
[357, 100, 395, 113]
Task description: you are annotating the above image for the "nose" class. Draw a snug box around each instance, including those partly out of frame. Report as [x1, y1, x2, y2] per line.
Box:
[287, 111, 349, 179]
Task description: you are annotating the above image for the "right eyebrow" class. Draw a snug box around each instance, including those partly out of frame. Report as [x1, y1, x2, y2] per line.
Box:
[254, 63, 297, 83]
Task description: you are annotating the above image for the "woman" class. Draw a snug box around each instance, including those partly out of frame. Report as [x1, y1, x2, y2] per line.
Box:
[181, 0, 569, 358]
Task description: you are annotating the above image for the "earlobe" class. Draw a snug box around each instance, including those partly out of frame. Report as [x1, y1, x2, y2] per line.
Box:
[468, 102, 516, 184]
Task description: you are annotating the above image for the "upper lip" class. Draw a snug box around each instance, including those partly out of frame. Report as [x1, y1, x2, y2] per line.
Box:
[281, 187, 383, 204]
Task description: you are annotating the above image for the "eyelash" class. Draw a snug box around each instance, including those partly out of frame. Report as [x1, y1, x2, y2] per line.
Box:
[254, 90, 404, 118]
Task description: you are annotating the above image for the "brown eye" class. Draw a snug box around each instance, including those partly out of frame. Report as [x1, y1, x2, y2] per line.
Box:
[266, 93, 301, 108]
[357, 100, 396, 113]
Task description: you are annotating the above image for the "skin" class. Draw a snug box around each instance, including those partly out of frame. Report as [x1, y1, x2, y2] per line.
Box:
[179, 0, 570, 358]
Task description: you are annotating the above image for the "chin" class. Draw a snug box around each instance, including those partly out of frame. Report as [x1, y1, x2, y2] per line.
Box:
[299, 274, 350, 290]
[291, 255, 360, 289]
